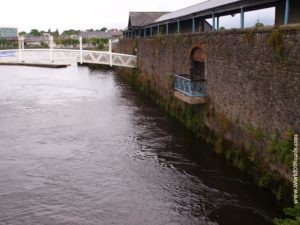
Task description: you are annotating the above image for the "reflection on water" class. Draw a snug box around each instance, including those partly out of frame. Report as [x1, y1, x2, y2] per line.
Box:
[0, 66, 279, 225]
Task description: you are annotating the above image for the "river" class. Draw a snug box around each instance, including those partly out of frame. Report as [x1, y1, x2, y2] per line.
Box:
[0, 65, 279, 225]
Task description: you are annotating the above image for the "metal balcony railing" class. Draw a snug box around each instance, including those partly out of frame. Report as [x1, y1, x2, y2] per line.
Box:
[174, 74, 207, 97]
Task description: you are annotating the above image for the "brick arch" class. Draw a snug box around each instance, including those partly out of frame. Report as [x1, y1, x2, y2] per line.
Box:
[189, 47, 206, 80]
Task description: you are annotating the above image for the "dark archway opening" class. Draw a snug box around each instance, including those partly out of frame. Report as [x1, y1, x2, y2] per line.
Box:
[189, 47, 205, 80]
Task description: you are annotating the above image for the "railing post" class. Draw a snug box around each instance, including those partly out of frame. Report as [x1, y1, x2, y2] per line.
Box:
[49, 35, 53, 62]
[18, 36, 21, 62]
[79, 36, 83, 64]
[109, 39, 112, 67]
[21, 36, 24, 49]
[18, 36, 24, 62]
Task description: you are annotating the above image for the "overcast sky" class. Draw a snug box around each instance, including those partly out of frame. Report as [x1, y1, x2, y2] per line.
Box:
[0, 0, 274, 33]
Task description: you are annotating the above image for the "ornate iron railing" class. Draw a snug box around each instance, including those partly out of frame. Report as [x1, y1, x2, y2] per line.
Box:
[174, 74, 207, 97]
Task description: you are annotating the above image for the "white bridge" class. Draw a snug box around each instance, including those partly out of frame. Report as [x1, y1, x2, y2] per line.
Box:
[0, 38, 137, 68]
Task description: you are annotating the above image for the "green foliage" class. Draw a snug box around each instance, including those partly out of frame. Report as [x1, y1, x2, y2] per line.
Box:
[268, 130, 294, 166]
[166, 74, 174, 89]
[274, 204, 300, 225]
[19, 31, 26, 36]
[258, 171, 273, 188]
[88, 37, 108, 49]
[40, 41, 48, 48]
[55, 37, 79, 46]
[244, 28, 256, 45]
[218, 113, 231, 133]
[0, 38, 18, 48]
[55, 36, 108, 49]
[219, 26, 226, 30]
[29, 29, 42, 36]
[224, 147, 247, 171]
[99, 27, 107, 32]
[243, 123, 265, 140]
[255, 128, 265, 139]
[255, 22, 264, 28]
[62, 29, 80, 36]
[185, 106, 203, 133]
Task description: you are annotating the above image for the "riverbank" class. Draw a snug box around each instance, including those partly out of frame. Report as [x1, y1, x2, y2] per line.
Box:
[0, 62, 69, 68]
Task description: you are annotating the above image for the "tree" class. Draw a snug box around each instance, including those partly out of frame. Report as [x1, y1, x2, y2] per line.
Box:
[62, 29, 80, 36]
[54, 29, 59, 36]
[54, 36, 63, 45]
[100, 27, 107, 32]
[254, 22, 264, 28]
[219, 26, 226, 30]
[30, 29, 41, 36]
[19, 31, 27, 36]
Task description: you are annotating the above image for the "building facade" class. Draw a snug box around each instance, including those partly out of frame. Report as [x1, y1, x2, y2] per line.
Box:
[123, 0, 300, 38]
[0, 27, 18, 39]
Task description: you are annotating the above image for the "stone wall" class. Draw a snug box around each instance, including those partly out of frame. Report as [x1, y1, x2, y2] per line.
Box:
[118, 25, 300, 139]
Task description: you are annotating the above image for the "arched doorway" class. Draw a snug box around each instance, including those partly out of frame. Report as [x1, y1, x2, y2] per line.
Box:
[189, 47, 205, 80]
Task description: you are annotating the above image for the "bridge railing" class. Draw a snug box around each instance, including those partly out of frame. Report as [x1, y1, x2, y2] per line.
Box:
[0, 48, 137, 68]
[174, 74, 207, 97]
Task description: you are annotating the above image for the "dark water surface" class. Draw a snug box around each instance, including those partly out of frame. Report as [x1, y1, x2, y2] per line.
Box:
[0, 66, 279, 225]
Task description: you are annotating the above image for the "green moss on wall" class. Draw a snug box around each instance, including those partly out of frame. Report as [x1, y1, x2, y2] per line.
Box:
[268, 130, 295, 167]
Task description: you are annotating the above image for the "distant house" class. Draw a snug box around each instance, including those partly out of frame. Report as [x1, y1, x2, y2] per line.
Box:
[24, 35, 50, 47]
[107, 29, 123, 41]
[79, 31, 111, 39]
[127, 12, 170, 30]
[125, 12, 170, 37]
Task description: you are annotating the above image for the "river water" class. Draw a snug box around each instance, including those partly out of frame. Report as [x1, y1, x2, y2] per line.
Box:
[0, 65, 279, 225]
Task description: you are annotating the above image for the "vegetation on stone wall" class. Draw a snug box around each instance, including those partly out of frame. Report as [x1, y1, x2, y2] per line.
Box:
[274, 203, 300, 225]
[268, 28, 285, 59]
[244, 27, 258, 46]
[268, 130, 295, 167]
